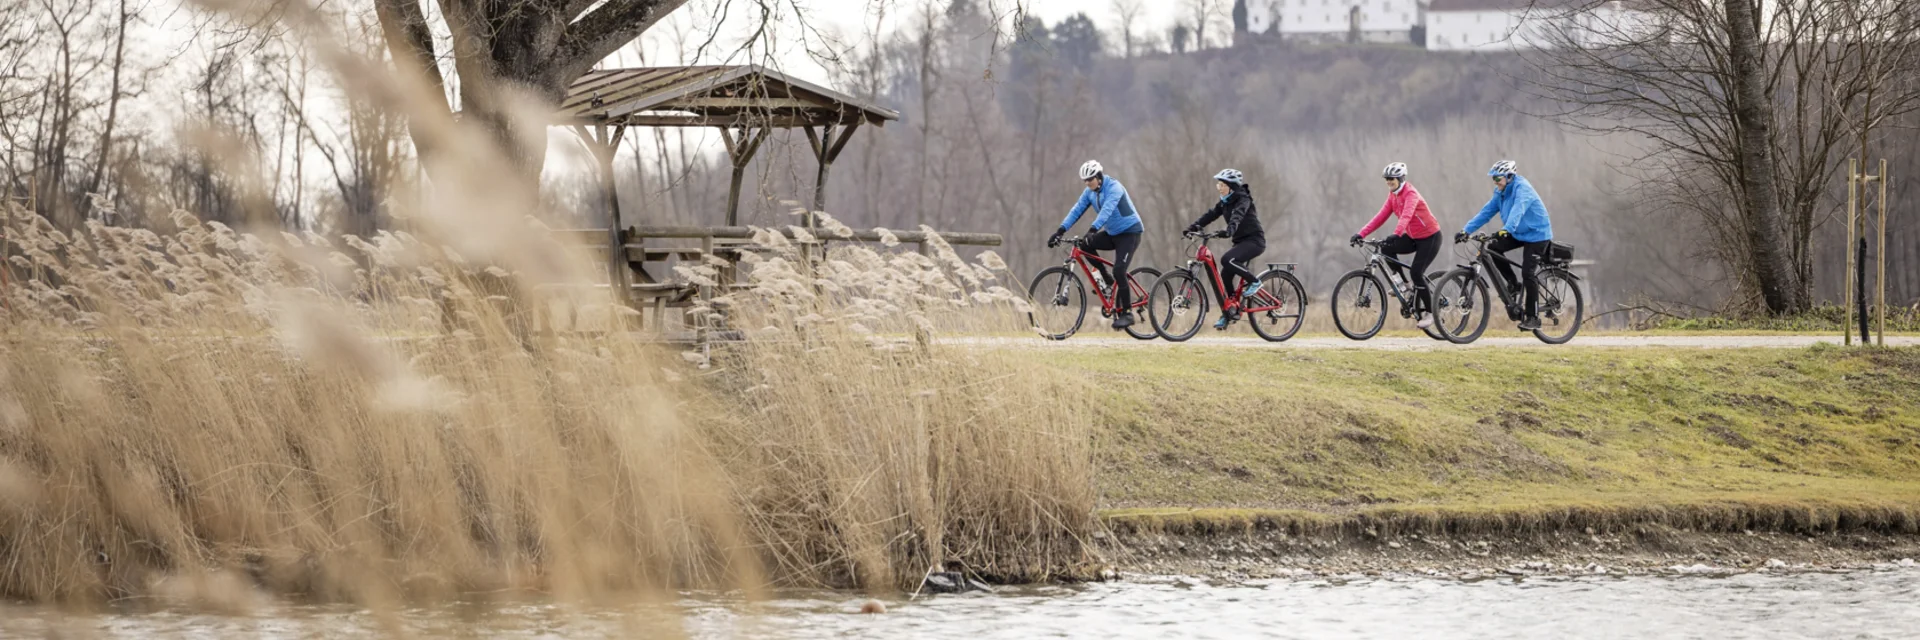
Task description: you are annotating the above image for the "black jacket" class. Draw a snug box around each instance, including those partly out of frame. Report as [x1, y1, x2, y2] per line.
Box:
[1189, 183, 1264, 244]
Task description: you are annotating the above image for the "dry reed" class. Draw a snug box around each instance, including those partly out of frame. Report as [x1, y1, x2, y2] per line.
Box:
[0, 203, 1096, 606]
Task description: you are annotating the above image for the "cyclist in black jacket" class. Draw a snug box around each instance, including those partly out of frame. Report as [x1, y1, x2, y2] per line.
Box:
[1184, 169, 1266, 330]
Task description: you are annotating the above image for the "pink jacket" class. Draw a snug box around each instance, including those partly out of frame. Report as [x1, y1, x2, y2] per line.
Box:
[1360, 183, 1441, 240]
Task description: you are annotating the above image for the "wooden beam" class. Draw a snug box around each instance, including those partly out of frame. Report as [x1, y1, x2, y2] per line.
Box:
[824, 118, 862, 164]
[625, 225, 1003, 247]
[742, 128, 772, 165]
[721, 126, 771, 226]
[671, 97, 822, 110]
[610, 113, 859, 128]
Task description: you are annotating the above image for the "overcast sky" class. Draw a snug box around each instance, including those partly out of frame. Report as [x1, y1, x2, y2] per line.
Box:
[626, 0, 1191, 83]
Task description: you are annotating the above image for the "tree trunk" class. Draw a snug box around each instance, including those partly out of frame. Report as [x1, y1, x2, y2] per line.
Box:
[441, 7, 572, 185]
[87, 0, 130, 217]
[1723, 0, 1805, 315]
[374, 0, 688, 190]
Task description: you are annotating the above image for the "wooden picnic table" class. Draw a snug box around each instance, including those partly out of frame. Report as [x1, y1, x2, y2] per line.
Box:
[540, 224, 1002, 337]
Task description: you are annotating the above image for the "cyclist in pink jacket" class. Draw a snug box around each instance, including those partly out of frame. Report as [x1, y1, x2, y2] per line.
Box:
[1350, 162, 1442, 329]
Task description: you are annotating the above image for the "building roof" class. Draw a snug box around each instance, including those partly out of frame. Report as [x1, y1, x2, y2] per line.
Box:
[556, 65, 900, 128]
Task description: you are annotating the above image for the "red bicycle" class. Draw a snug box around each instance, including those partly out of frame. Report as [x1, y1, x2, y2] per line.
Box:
[1147, 230, 1306, 342]
[1028, 236, 1161, 340]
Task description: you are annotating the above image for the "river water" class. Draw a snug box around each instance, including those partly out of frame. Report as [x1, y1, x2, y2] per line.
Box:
[4, 569, 1916, 639]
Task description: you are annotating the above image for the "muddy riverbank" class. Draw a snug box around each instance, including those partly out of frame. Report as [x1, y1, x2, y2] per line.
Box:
[1101, 523, 1920, 580]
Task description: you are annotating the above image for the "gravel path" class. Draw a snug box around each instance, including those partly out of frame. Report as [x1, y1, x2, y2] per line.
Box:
[947, 334, 1920, 351]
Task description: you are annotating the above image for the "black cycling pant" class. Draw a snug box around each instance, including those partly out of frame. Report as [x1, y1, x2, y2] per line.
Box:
[1487, 234, 1548, 319]
[1219, 238, 1266, 297]
[1380, 233, 1440, 314]
[1083, 230, 1141, 314]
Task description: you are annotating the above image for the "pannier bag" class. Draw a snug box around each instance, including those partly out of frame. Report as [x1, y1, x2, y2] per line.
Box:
[1547, 241, 1575, 264]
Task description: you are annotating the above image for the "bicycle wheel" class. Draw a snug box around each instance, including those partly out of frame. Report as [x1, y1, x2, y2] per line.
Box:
[1331, 270, 1388, 341]
[1247, 270, 1307, 342]
[1433, 269, 1490, 344]
[1148, 269, 1208, 342]
[1027, 266, 1086, 340]
[1125, 267, 1162, 340]
[1420, 271, 1448, 341]
[1532, 269, 1584, 345]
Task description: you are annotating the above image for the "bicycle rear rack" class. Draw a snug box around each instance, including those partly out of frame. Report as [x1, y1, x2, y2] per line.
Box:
[1266, 263, 1297, 272]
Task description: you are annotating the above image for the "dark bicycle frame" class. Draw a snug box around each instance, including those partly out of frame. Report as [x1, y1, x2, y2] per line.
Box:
[1457, 234, 1578, 320]
[1351, 239, 1431, 319]
[1051, 236, 1151, 316]
[1180, 231, 1295, 315]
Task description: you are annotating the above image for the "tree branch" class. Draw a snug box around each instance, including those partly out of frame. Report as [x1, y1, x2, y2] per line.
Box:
[373, 0, 446, 113]
[555, 0, 691, 80]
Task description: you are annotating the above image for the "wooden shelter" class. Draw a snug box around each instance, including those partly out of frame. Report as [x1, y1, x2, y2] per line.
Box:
[562, 65, 898, 225]
[557, 65, 901, 298]
[542, 65, 998, 339]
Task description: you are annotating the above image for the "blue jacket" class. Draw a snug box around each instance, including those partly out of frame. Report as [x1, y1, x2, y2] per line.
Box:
[1463, 174, 1552, 243]
[1060, 177, 1144, 235]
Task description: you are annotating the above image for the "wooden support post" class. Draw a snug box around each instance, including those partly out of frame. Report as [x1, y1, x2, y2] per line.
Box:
[1846, 158, 1857, 346]
[1878, 158, 1889, 346]
[696, 233, 715, 343]
[720, 126, 771, 227]
[804, 120, 862, 267]
[803, 119, 863, 229]
[571, 124, 629, 314]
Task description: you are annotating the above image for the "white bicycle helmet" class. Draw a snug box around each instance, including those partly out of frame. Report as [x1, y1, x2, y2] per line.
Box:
[1382, 162, 1408, 180]
[1079, 160, 1105, 181]
[1488, 159, 1517, 177]
[1213, 168, 1245, 185]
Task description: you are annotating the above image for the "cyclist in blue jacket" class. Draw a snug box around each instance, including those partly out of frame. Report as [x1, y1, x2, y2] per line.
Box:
[1456, 159, 1553, 331]
[1049, 160, 1146, 331]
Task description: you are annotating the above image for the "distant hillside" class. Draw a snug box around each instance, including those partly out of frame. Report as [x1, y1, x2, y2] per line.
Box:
[1091, 42, 1540, 134]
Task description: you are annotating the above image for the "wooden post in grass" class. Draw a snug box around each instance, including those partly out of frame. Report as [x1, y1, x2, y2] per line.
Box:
[1847, 158, 1857, 346]
[1878, 158, 1889, 346]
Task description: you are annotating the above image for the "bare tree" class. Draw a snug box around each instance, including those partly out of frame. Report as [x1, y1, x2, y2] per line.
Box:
[372, 0, 690, 179]
[0, 8, 44, 200]
[1112, 0, 1145, 58]
[1185, 0, 1219, 51]
[289, 9, 411, 238]
[28, 0, 101, 227]
[914, 1, 940, 225]
[1530, 0, 1920, 315]
[85, 0, 133, 213]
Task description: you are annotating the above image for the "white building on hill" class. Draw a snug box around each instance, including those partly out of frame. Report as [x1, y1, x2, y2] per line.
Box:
[1426, 0, 1652, 51]
[1241, 0, 1424, 45]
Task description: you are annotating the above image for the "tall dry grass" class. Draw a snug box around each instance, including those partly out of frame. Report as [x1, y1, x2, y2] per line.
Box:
[0, 203, 1096, 607]
[693, 214, 1096, 587]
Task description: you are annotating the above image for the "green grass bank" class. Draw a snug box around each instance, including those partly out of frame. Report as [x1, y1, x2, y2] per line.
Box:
[1015, 345, 1920, 538]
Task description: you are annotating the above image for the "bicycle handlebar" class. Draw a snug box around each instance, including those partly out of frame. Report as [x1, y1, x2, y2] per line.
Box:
[1182, 230, 1231, 239]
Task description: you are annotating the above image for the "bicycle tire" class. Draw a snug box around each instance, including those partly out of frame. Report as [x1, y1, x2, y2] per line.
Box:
[1148, 269, 1209, 342]
[1434, 268, 1490, 344]
[1420, 270, 1448, 341]
[1532, 268, 1584, 345]
[1331, 269, 1388, 341]
[1125, 267, 1162, 340]
[1027, 266, 1086, 340]
[1248, 270, 1307, 342]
